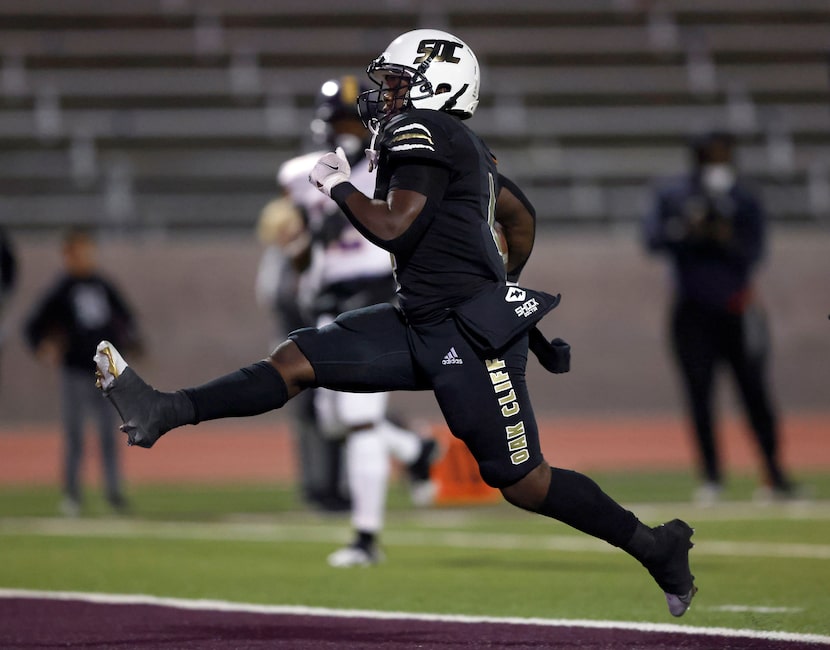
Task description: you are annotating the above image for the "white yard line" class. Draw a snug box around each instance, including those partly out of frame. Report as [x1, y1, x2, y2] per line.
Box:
[0, 588, 828, 645]
[703, 605, 803, 614]
[626, 501, 830, 523]
[2, 516, 830, 560]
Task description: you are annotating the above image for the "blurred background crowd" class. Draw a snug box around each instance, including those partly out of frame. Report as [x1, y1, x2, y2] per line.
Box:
[1, 0, 829, 230]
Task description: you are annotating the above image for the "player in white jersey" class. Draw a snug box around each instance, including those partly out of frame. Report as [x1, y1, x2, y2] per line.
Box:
[280, 76, 439, 567]
[255, 189, 351, 513]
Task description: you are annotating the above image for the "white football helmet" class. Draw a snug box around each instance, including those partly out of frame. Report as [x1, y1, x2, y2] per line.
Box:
[358, 29, 480, 128]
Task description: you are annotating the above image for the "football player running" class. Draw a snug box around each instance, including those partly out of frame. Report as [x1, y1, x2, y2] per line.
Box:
[95, 29, 696, 616]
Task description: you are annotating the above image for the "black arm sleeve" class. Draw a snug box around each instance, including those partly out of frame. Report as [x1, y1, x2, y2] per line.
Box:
[382, 161, 449, 255]
[329, 182, 373, 241]
[331, 161, 450, 256]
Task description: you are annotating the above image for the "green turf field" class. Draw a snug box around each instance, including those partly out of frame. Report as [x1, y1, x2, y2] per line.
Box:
[1, 471, 828, 637]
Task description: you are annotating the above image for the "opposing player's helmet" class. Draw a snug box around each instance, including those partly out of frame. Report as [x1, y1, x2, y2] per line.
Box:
[312, 76, 363, 127]
[358, 29, 480, 128]
[310, 75, 370, 157]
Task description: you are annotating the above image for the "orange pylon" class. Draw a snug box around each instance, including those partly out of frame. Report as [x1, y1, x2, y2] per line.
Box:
[430, 426, 501, 505]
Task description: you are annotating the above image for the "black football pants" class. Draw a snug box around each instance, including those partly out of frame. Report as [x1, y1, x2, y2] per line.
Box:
[290, 302, 544, 488]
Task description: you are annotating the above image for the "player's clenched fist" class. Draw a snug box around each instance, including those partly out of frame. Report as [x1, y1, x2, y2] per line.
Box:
[309, 146, 351, 197]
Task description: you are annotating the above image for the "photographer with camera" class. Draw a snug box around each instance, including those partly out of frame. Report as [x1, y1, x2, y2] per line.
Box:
[643, 131, 795, 505]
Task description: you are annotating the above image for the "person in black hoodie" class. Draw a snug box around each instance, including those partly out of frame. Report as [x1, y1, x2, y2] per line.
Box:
[25, 227, 141, 516]
[644, 131, 795, 504]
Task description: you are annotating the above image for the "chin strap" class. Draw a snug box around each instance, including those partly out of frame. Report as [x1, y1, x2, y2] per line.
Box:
[365, 118, 381, 172]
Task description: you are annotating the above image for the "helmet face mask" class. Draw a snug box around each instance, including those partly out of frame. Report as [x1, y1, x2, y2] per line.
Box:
[358, 29, 480, 130]
[359, 69, 413, 126]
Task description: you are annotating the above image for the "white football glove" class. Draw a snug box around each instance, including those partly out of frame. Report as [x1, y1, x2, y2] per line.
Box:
[309, 146, 351, 197]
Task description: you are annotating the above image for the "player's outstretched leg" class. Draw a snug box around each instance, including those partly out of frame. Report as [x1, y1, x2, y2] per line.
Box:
[94, 340, 195, 448]
[640, 519, 697, 616]
[96, 339, 296, 449]
[503, 464, 697, 617]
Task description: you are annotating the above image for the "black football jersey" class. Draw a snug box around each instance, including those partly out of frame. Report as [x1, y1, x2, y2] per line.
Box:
[374, 109, 506, 324]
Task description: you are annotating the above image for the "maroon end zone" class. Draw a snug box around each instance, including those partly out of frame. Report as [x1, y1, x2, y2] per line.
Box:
[1, 595, 828, 650]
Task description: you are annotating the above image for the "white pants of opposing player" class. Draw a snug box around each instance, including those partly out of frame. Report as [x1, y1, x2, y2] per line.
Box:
[314, 315, 423, 535]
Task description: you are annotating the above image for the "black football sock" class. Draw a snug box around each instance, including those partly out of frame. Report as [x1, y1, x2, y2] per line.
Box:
[623, 521, 659, 564]
[539, 467, 642, 551]
[182, 360, 289, 424]
[355, 530, 377, 551]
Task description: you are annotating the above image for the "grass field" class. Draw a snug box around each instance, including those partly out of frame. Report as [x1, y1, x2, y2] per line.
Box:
[1, 470, 829, 640]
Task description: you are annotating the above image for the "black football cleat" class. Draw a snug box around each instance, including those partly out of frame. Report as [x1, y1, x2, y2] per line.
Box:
[94, 341, 192, 448]
[644, 519, 698, 617]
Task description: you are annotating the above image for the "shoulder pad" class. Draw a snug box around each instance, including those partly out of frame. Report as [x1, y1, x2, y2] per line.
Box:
[381, 110, 452, 164]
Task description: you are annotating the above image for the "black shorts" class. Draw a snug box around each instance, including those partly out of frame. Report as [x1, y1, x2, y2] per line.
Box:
[289, 302, 544, 488]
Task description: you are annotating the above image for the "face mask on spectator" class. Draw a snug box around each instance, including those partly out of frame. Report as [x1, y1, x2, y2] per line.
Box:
[702, 164, 735, 194]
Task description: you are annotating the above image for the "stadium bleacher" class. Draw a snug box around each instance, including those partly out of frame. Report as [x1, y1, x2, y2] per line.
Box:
[0, 0, 828, 230]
